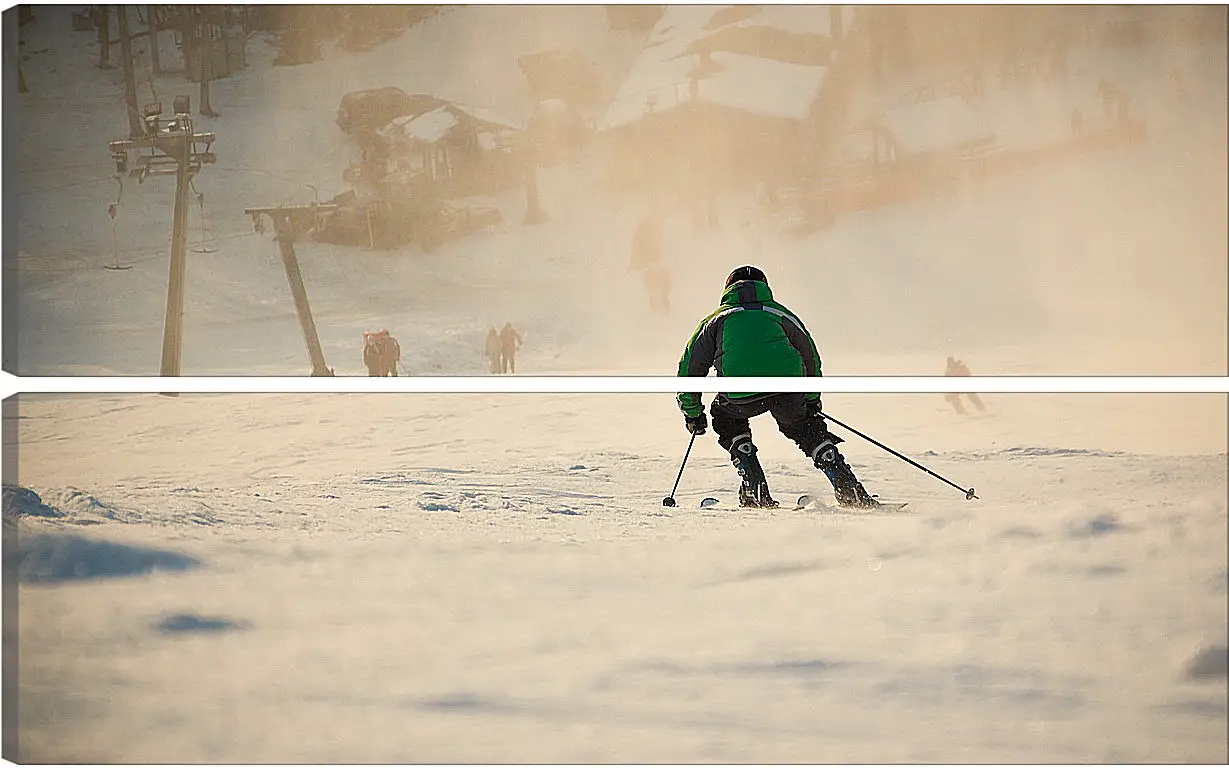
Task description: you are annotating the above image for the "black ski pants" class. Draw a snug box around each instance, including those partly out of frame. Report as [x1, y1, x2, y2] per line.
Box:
[709, 393, 827, 457]
[710, 392, 869, 500]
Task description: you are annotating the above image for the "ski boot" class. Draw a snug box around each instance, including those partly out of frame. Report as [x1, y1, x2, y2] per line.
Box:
[739, 478, 779, 508]
[833, 478, 880, 509]
[730, 434, 779, 509]
[811, 436, 880, 509]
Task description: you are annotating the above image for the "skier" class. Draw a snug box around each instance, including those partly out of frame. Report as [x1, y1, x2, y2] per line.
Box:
[499, 322, 523, 374]
[676, 265, 880, 509]
[944, 356, 986, 415]
[629, 212, 672, 313]
[629, 212, 662, 272]
[362, 329, 401, 376]
[485, 327, 501, 374]
[644, 265, 671, 314]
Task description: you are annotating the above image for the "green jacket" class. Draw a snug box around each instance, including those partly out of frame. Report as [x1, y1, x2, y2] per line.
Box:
[676, 279, 822, 417]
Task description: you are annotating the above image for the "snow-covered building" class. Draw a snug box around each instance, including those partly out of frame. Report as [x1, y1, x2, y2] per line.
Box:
[596, 5, 856, 201]
[344, 99, 522, 197]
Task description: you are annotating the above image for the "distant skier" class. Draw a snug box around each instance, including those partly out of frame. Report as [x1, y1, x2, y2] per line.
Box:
[1171, 67, 1187, 102]
[629, 212, 662, 272]
[362, 329, 401, 376]
[676, 265, 880, 509]
[1070, 107, 1085, 136]
[630, 213, 672, 313]
[944, 356, 986, 415]
[499, 322, 523, 374]
[1097, 77, 1132, 122]
[644, 265, 671, 314]
[485, 327, 501, 374]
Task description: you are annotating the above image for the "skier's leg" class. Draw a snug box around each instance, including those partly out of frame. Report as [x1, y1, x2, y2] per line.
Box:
[945, 393, 966, 414]
[711, 396, 777, 508]
[967, 393, 986, 412]
[771, 394, 879, 508]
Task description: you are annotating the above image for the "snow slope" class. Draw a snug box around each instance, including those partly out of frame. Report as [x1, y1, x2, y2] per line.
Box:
[8, 6, 1227, 376]
[5, 391, 1227, 762]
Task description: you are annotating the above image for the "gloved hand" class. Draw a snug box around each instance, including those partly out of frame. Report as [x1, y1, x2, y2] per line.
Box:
[684, 412, 708, 435]
[805, 396, 823, 420]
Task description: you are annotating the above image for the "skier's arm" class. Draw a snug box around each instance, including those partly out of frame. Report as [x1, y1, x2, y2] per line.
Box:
[778, 309, 824, 402]
[676, 317, 719, 417]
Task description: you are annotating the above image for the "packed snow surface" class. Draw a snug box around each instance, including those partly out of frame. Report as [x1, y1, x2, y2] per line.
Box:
[6, 391, 1227, 762]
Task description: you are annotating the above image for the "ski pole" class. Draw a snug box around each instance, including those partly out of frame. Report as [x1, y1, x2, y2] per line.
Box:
[662, 431, 699, 507]
[819, 411, 978, 500]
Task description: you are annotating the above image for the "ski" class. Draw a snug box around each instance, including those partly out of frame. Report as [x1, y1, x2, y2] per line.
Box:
[698, 495, 816, 511]
[697, 494, 908, 512]
[795, 493, 909, 512]
[697, 496, 809, 510]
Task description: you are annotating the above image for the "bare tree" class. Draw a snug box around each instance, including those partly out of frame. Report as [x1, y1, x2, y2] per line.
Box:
[117, 5, 144, 136]
[146, 4, 161, 74]
[197, 7, 219, 117]
[96, 4, 112, 69]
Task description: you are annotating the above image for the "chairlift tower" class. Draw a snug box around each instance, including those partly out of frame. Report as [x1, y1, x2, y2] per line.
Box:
[244, 204, 338, 377]
[107, 95, 216, 377]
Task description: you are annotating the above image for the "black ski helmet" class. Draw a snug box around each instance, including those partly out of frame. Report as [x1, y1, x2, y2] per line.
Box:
[725, 265, 768, 288]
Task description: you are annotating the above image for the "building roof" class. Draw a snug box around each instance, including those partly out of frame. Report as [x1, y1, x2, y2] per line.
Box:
[376, 100, 523, 146]
[728, 5, 856, 37]
[598, 4, 837, 131]
[698, 53, 828, 121]
[453, 104, 524, 132]
[378, 105, 459, 144]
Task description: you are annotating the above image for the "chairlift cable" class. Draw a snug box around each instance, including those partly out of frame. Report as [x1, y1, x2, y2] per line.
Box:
[104, 175, 132, 271]
[189, 179, 217, 253]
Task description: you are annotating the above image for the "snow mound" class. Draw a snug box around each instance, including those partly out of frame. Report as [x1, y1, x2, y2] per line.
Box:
[417, 496, 461, 513]
[51, 487, 125, 520]
[999, 446, 1125, 459]
[2, 484, 138, 526]
[2, 484, 66, 520]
